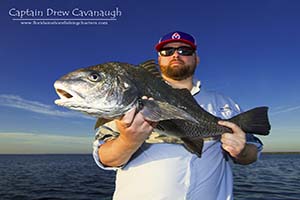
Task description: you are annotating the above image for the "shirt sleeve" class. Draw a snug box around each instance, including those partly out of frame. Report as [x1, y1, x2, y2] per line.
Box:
[92, 122, 121, 171]
[245, 133, 264, 158]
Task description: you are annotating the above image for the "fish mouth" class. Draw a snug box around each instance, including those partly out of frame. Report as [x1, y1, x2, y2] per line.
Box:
[56, 88, 73, 99]
[54, 81, 78, 106]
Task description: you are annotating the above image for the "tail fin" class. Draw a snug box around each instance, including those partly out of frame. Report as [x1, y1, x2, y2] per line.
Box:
[229, 106, 271, 135]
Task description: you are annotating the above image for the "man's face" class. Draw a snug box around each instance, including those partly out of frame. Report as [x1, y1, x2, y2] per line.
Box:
[158, 42, 199, 81]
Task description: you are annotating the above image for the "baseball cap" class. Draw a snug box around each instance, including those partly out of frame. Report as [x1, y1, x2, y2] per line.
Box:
[155, 31, 197, 51]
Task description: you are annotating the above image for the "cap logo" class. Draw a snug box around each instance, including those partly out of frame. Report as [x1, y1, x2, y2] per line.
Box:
[171, 32, 181, 39]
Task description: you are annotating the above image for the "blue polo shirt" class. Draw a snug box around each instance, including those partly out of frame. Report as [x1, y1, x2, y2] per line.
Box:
[93, 83, 263, 200]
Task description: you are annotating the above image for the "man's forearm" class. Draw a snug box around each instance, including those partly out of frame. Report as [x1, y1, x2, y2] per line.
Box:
[98, 136, 143, 167]
[234, 143, 258, 165]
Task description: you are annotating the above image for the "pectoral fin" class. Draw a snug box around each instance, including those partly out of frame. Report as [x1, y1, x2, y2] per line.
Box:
[139, 99, 197, 123]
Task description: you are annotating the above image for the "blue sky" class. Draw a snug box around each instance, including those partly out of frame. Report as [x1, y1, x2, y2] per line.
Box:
[0, 0, 299, 153]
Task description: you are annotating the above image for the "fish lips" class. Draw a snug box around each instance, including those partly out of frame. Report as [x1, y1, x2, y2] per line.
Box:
[53, 81, 108, 116]
[54, 81, 81, 106]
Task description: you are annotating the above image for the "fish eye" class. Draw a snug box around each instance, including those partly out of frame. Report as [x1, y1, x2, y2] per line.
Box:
[88, 72, 101, 82]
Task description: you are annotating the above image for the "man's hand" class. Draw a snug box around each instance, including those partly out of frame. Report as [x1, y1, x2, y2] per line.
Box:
[116, 106, 155, 147]
[218, 121, 246, 158]
[218, 121, 258, 165]
[98, 97, 156, 167]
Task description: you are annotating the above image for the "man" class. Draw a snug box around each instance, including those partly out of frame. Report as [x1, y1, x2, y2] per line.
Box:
[93, 31, 263, 200]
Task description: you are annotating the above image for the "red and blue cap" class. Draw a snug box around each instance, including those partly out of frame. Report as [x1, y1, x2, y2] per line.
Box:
[155, 31, 197, 51]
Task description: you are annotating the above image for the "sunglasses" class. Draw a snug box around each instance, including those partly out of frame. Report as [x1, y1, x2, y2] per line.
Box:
[158, 46, 195, 57]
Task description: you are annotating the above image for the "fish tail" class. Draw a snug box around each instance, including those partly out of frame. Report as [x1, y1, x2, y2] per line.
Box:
[228, 106, 271, 135]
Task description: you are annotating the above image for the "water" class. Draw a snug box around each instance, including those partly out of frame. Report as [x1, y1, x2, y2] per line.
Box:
[232, 153, 300, 200]
[0, 155, 115, 200]
[0, 154, 299, 200]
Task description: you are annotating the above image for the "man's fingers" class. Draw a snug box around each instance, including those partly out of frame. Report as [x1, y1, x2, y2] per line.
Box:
[118, 108, 137, 127]
[222, 144, 235, 153]
[117, 96, 155, 128]
[218, 120, 240, 132]
[221, 134, 239, 146]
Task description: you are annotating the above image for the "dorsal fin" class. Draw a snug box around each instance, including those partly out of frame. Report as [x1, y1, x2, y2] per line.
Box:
[139, 59, 161, 77]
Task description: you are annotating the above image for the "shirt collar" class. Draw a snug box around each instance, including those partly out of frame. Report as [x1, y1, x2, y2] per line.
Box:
[191, 79, 201, 95]
[164, 79, 201, 95]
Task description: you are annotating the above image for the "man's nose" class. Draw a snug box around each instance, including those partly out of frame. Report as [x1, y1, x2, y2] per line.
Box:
[172, 50, 180, 58]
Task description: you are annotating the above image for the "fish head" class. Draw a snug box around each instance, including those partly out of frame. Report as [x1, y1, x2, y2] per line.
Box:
[54, 63, 139, 118]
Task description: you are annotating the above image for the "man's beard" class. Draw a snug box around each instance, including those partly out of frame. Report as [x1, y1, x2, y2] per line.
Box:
[159, 59, 196, 81]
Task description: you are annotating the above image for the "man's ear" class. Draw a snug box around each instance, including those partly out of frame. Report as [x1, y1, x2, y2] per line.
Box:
[196, 55, 200, 65]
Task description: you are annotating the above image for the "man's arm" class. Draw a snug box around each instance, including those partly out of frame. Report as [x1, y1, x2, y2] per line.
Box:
[219, 121, 259, 165]
[98, 108, 154, 167]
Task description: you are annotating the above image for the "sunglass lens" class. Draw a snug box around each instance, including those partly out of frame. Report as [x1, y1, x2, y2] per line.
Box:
[178, 47, 194, 56]
[159, 48, 175, 56]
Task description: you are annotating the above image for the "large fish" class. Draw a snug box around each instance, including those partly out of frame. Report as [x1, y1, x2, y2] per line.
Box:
[54, 60, 270, 156]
